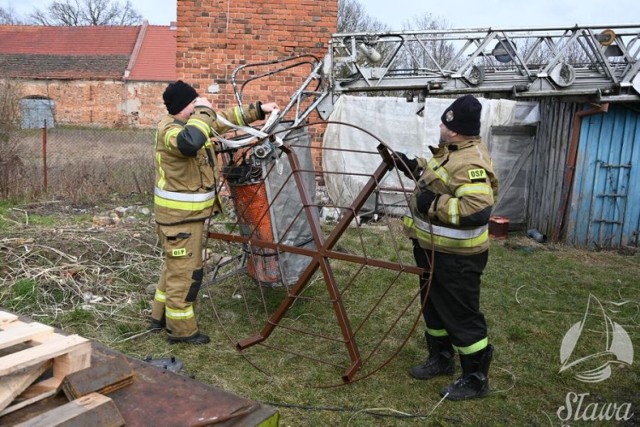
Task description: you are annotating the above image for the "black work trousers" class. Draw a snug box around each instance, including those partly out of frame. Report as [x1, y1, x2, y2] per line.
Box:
[412, 240, 488, 352]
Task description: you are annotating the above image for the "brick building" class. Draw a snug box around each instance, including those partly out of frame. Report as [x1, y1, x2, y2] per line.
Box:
[0, 22, 176, 128]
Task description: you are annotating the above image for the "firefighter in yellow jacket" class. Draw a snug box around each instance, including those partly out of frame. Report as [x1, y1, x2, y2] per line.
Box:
[394, 95, 498, 400]
[150, 80, 278, 345]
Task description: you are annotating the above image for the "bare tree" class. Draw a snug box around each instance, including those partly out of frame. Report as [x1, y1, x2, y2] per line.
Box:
[337, 0, 387, 33]
[0, 6, 25, 24]
[30, 0, 142, 26]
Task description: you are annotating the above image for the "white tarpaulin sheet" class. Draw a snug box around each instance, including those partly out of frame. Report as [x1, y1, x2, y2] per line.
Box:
[322, 95, 539, 218]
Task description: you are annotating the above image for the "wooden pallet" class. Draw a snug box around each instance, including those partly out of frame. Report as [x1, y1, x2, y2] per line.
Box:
[0, 310, 92, 417]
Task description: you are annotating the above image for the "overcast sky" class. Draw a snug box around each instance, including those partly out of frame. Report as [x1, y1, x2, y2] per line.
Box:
[368, 0, 639, 30]
[3, 0, 638, 28]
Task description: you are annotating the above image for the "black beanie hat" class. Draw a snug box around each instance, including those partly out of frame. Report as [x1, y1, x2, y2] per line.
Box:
[441, 95, 482, 136]
[163, 80, 198, 115]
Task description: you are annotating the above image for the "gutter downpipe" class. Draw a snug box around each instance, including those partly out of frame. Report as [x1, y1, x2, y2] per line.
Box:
[553, 102, 609, 242]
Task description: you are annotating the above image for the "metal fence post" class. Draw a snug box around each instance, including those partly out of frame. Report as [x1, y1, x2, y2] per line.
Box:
[42, 120, 48, 191]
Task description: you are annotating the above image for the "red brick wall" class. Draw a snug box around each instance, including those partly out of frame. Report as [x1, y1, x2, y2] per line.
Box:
[176, 0, 336, 107]
[176, 0, 338, 171]
[18, 80, 168, 128]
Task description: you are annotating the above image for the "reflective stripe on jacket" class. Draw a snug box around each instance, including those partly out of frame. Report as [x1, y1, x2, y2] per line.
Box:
[403, 138, 499, 255]
[402, 216, 489, 249]
[154, 103, 264, 225]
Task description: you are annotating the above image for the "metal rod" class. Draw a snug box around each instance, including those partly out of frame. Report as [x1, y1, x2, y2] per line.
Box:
[231, 144, 397, 381]
[42, 121, 48, 192]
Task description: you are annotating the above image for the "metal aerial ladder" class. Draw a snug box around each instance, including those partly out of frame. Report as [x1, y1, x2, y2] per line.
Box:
[323, 23, 640, 103]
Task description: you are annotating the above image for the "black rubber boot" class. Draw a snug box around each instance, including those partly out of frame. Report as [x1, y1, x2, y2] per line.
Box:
[409, 333, 455, 380]
[167, 331, 211, 345]
[148, 313, 166, 332]
[441, 344, 493, 400]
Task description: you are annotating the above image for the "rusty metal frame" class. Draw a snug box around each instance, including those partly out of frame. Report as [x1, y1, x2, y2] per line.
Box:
[208, 142, 423, 382]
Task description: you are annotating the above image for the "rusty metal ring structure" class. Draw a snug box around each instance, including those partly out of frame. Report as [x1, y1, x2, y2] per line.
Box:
[204, 119, 437, 386]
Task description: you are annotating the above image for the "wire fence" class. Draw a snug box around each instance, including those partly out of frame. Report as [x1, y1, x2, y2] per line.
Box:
[4, 127, 155, 202]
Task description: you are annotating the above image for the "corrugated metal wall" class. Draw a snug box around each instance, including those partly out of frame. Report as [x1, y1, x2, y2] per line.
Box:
[526, 98, 580, 237]
[567, 104, 640, 248]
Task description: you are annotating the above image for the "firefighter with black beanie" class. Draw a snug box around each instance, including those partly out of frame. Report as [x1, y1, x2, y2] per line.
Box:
[393, 95, 499, 400]
[149, 80, 278, 344]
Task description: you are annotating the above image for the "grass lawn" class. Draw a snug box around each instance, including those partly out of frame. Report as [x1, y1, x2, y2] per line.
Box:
[1, 200, 638, 426]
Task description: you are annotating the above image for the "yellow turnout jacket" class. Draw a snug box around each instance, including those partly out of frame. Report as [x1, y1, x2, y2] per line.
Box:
[154, 103, 264, 225]
[403, 138, 499, 255]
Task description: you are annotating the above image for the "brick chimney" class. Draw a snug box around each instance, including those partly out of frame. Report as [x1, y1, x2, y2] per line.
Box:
[176, 0, 337, 110]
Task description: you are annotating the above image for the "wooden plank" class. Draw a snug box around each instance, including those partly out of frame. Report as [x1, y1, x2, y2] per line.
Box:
[17, 377, 60, 400]
[0, 361, 51, 412]
[0, 311, 18, 325]
[0, 322, 54, 350]
[62, 354, 133, 400]
[13, 393, 125, 427]
[0, 377, 59, 417]
[0, 334, 90, 377]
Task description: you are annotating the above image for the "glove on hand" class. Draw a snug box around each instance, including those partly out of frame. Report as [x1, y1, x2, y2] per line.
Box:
[392, 152, 418, 179]
[416, 189, 436, 214]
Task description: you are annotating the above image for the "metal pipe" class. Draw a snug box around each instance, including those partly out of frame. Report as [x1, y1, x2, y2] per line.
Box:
[42, 121, 48, 192]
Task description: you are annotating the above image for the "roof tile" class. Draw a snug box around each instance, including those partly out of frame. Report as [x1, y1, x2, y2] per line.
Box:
[129, 25, 176, 81]
[0, 24, 175, 81]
